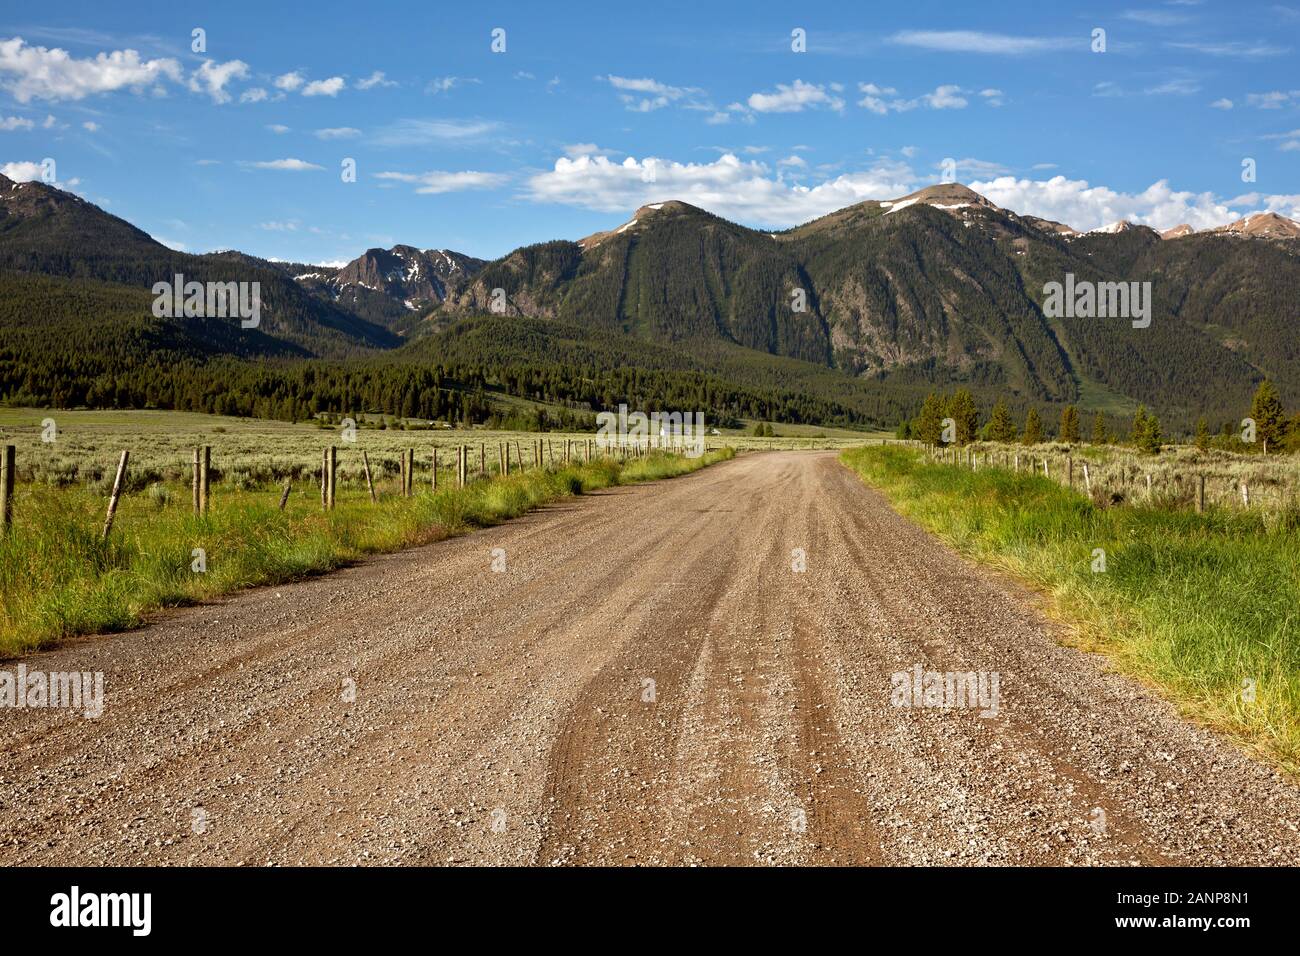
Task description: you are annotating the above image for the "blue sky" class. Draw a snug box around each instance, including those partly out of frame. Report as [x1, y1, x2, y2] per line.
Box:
[2, 0, 1297, 262]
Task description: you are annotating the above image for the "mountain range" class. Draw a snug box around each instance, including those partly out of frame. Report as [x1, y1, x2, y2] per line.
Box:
[2, 171, 1297, 431]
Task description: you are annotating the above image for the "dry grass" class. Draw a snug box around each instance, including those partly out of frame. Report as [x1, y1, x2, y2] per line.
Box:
[938, 440, 1300, 514]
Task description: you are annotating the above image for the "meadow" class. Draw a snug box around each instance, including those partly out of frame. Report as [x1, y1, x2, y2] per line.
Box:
[0, 406, 736, 657]
[842, 444, 1300, 772]
[0, 408, 871, 492]
[951, 439, 1300, 514]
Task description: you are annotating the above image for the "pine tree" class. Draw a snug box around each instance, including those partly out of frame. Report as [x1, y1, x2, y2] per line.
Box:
[1194, 417, 1210, 450]
[915, 392, 946, 446]
[1091, 411, 1107, 444]
[1249, 380, 1285, 453]
[988, 399, 1018, 443]
[1022, 407, 1042, 445]
[1130, 406, 1149, 446]
[1132, 406, 1162, 453]
[946, 389, 979, 445]
[1059, 405, 1080, 443]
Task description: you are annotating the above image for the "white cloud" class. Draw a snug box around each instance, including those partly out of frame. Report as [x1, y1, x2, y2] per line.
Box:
[258, 220, 299, 231]
[1246, 90, 1300, 108]
[369, 118, 499, 146]
[426, 76, 478, 95]
[1121, 9, 1191, 26]
[563, 143, 615, 158]
[152, 235, 187, 251]
[978, 88, 1005, 106]
[1209, 97, 1234, 109]
[356, 70, 396, 90]
[857, 82, 899, 114]
[1167, 40, 1288, 57]
[889, 31, 1078, 55]
[946, 157, 1010, 177]
[315, 127, 360, 139]
[373, 169, 509, 194]
[1228, 191, 1300, 218]
[302, 76, 345, 97]
[81, 120, 99, 132]
[525, 152, 914, 227]
[188, 59, 249, 104]
[1, 160, 46, 180]
[240, 87, 268, 103]
[748, 79, 844, 113]
[265, 123, 289, 134]
[924, 84, 968, 109]
[0, 115, 35, 131]
[604, 74, 703, 112]
[242, 158, 324, 171]
[1263, 128, 1300, 150]
[858, 82, 969, 113]
[0, 37, 182, 102]
[274, 72, 304, 92]
[968, 174, 1298, 232]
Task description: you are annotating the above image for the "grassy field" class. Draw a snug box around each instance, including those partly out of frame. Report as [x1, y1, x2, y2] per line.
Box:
[0, 408, 869, 491]
[0, 411, 735, 657]
[842, 445, 1300, 772]
[952, 439, 1300, 513]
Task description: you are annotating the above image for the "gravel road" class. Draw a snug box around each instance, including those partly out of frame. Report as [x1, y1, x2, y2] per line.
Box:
[2, 451, 1298, 866]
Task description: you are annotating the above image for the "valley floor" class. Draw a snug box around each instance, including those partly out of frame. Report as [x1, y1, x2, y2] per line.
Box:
[2, 452, 1298, 865]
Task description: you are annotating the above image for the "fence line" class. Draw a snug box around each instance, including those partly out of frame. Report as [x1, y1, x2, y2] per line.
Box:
[0, 434, 734, 538]
[919, 441, 1297, 513]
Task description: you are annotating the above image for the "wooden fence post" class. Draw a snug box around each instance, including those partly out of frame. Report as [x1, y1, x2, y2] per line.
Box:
[406, 449, 414, 496]
[431, 447, 438, 491]
[458, 445, 466, 488]
[362, 450, 377, 503]
[1082, 463, 1091, 496]
[200, 445, 211, 515]
[479, 443, 486, 478]
[1067, 455, 1074, 490]
[278, 481, 292, 511]
[1196, 475, 1205, 514]
[321, 449, 328, 510]
[498, 442, 506, 477]
[0, 444, 14, 534]
[101, 450, 129, 540]
[327, 446, 338, 509]
[192, 447, 201, 514]
[1242, 482, 1250, 508]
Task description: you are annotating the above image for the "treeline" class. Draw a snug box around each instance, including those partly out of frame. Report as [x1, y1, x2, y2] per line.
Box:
[897, 381, 1300, 454]
[1, 325, 869, 432]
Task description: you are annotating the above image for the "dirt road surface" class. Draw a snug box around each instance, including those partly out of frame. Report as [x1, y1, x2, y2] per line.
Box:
[3, 451, 1298, 866]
